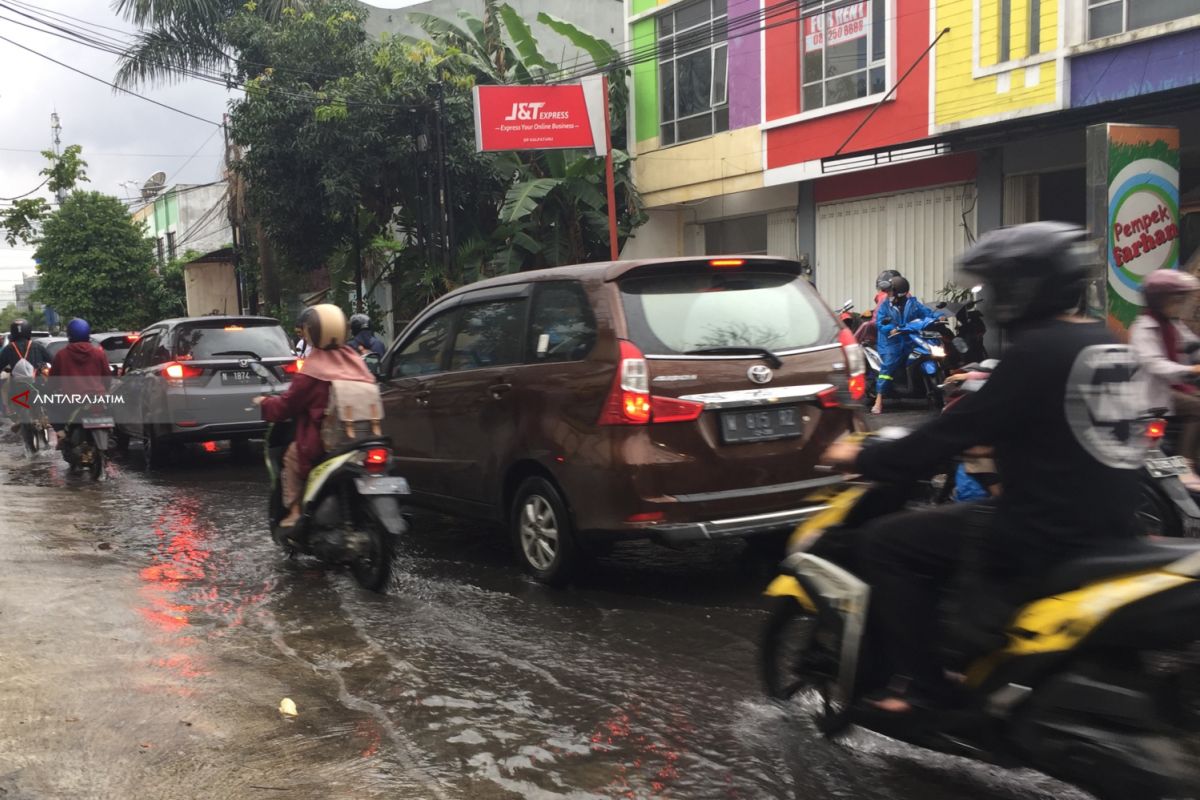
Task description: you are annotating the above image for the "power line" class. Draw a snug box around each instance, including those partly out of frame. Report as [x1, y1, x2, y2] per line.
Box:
[0, 34, 221, 126]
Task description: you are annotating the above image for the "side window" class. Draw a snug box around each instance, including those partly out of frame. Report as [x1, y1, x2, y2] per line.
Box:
[148, 331, 171, 366]
[390, 313, 454, 378]
[527, 282, 597, 363]
[449, 300, 526, 372]
[127, 333, 157, 370]
[121, 339, 144, 371]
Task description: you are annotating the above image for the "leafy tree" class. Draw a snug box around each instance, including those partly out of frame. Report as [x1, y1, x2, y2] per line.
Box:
[0, 145, 89, 246]
[0, 303, 30, 332]
[34, 192, 163, 331]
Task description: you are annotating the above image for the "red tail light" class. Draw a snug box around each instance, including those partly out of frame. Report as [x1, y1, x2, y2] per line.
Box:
[283, 359, 303, 375]
[598, 340, 706, 425]
[364, 447, 389, 474]
[164, 362, 204, 380]
[1148, 419, 1167, 440]
[201, 441, 219, 453]
[599, 340, 652, 425]
[817, 387, 840, 409]
[837, 328, 866, 401]
[626, 511, 665, 524]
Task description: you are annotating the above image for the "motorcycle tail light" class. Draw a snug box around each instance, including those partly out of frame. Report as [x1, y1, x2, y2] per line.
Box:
[1148, 419, 1167, 440]
[364, 447, 390, 474]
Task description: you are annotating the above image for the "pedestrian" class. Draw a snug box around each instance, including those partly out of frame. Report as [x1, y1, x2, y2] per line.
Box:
[1129, 269, 1200, 490]
[872, 276, 935, 415]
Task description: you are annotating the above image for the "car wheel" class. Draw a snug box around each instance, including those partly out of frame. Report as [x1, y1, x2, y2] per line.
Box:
[144, 427, 168, 470]
[510, 476, 581, 587]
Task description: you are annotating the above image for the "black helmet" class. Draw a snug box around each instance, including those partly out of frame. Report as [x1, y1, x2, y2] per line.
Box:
[876, 269, 901, 292]
[10, 319, 30, 340]
[349, 313, 370, 336]
[890, 276, 911, 297]
[298, 304, 348, 350]
[958, 222, 1092, 325]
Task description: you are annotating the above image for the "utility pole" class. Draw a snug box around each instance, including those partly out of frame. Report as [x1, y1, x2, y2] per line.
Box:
[50, 112, 66, 205]
[222, 115, 245, 314]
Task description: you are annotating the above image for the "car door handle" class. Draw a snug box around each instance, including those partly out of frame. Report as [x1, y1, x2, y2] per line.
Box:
[489, 383, 512, 400]
[414, 390, 431, 407]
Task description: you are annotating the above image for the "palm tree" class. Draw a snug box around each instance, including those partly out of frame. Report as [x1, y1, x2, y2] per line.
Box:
[113, 0, 299, 86]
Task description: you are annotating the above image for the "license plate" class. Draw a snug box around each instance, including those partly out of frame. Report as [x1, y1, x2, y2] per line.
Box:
[1147, 456, 1190, 478]
[221, 370, 255, 385]
[354, 476, 411, 495]
[82, 416, 114, 429]
[720, 405, 802, 444]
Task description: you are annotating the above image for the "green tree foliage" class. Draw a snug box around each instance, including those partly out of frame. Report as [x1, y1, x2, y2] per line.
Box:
[0, 145, 90, 246]
[34, 192, 164, 331]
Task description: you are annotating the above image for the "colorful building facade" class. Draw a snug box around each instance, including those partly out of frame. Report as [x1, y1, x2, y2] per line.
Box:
[622, 0, 1200, 313]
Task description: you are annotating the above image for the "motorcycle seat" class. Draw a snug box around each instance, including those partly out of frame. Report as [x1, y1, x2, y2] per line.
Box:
[1038, 539, 1200, 595]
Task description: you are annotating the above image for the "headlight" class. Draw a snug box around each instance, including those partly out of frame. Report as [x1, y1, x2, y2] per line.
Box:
[930, 345, 946, 359]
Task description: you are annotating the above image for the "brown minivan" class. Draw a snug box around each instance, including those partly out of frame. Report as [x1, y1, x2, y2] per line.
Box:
[378, 256, 866, 583]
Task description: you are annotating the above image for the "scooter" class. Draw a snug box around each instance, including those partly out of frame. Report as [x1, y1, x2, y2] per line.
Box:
[61, 405, 113, 481]
[760, 433, 1200, 800]
[863, 316, 949, 409]
[834, 300, 863, 333]
[250, 362, 409, 592]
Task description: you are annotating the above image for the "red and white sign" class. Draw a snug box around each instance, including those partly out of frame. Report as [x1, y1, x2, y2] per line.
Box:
[473, 78, 608, 154]
[804, 2, 869, 51]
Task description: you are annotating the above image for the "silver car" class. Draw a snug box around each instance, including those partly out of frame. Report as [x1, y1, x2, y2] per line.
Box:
[116, 316, 298, 466]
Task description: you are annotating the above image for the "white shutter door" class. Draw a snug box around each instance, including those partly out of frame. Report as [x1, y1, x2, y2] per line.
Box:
[815, 195, 888, 314]
[767, 210, 798, 260]
[816, 183, 977, 314]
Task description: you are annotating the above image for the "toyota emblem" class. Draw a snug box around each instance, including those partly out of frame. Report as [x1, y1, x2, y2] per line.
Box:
[747, 364, 773, 384]
[239, 358, 250, 369]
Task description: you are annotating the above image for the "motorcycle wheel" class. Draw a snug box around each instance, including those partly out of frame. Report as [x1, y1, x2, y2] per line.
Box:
[20, 422, 36, 454]
[1135, 481, 1182, 538]
[925, 373, 944, 410]
[88, 449, 104, 481]
[760, 596, 852, 736]
[349, 516, 393, 593]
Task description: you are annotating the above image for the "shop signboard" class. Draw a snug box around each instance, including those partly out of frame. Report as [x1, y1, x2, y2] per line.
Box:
[1087, 123, 1181, 332]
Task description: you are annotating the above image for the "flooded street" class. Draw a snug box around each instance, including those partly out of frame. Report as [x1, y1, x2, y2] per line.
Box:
[0, 427, 1085, 800]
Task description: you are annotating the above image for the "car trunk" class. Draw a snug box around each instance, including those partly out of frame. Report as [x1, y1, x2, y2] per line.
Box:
[169, 320, 296, 426]
[614, 260, 856, 516]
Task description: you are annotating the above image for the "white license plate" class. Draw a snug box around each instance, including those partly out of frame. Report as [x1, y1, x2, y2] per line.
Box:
[1147, 456, 1190, 478]
[221, 371, 255, 385]
[355, 476, 410, 495]
[82, 417, 115, 429]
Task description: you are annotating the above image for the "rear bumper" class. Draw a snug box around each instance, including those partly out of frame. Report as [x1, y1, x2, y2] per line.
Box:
[647, 504, 832, 545]
[162, 420, 268, 442]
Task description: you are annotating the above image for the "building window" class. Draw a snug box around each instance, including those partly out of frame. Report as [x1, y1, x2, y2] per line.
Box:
[1088, 0, 1200, 40]
[156, 237, 165, 267]
[999, 0, 1012, 61]
[1029, 0, 1041, 54]
[166, 230, 177, 261]
[704, 215, 768, 255]
[658, 0, 729, 146]
[801, 0, 887, 113]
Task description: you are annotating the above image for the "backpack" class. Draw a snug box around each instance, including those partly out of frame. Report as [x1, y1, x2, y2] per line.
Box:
[11, 340, 35, 380]
[320, 379, 384, 451]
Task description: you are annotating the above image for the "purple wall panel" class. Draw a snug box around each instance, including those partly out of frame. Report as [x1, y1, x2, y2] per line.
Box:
[728, 0, 762, 129]
[1071, 28, 1200, 108]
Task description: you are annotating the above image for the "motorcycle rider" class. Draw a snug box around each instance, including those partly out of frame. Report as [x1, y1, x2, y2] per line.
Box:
[0, 319, 50, 420]
[253, 304, 375, 530]
[823, 222, 1141, 714]
[1129, 269, 1200, 490]
[349, 313, 386, 358]
[874, 269, 901, 316]
[49, 318, 110, 455]
[872, 276, 936, 415]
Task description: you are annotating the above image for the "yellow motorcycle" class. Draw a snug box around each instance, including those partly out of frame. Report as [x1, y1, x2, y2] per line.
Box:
[760, 437, 1200, 800]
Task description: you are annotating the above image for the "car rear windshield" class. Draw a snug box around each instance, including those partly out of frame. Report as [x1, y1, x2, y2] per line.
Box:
[619, 270, 838, 355]
[172, 321, 291, 360]
[98, 336, 136, 363]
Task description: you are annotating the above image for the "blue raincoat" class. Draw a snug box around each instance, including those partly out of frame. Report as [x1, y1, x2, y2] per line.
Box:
[875, 294, 935, 395]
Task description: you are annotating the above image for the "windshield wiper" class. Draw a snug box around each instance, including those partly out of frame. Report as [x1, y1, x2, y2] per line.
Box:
[683, 346, 783, 368]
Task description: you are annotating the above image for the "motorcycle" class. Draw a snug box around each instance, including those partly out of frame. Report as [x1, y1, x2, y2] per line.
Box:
[7, 376, 52, 456]
[249, 362, 409, 593]
[61, 405, 113, 481]
[760, 434, 1200, 800]
[863, 315, 949, 409]
[834, 300, 863, 333]
[932, 294, 989, 370]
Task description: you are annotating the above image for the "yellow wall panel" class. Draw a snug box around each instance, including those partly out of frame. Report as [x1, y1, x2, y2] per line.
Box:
[935, 0, 1060, 128]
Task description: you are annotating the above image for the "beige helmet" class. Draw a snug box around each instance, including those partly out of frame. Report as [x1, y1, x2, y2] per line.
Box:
[299, 304, 348, 350]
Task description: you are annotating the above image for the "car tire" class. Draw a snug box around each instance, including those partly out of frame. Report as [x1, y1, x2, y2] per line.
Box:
[144, 427, 168, 470]
[510, 476, 581, 587]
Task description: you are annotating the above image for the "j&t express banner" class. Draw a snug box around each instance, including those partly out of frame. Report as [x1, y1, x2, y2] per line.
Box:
[1089, 124, 1181, 331]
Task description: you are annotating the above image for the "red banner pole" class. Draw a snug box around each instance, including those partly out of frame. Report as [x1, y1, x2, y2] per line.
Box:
[602, 76, 619, 261]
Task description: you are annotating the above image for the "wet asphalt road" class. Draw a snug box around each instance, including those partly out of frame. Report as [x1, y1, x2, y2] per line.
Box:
[0, 411, 1089, 800]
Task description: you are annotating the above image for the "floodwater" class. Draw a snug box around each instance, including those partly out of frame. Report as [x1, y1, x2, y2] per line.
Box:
[0, 429, 1086, 799]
